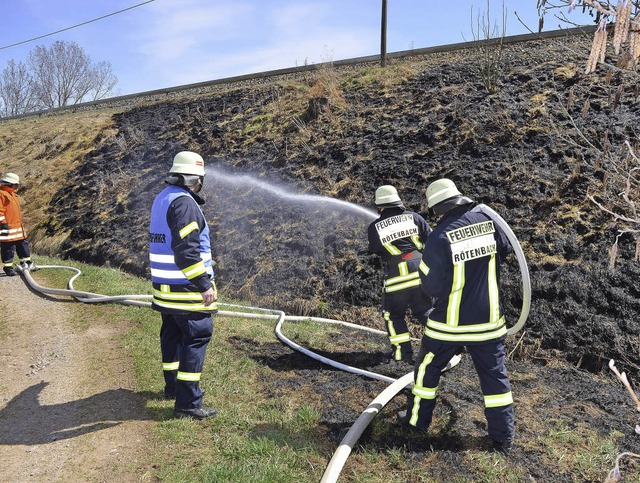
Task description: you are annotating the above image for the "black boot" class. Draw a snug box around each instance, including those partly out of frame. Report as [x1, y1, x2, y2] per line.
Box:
[4, 267, 17, 277]
[173, 407, 217, 420]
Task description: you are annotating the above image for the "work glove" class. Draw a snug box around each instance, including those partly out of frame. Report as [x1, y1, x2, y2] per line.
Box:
[0, 222, 8, 232]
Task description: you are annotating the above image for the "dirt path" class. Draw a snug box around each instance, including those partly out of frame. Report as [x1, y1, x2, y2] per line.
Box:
[0, 272, 155, 482]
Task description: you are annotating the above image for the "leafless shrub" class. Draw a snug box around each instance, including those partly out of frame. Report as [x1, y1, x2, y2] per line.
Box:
[95, 167, 131, 201]
[551, 86, 639, 267]
[589, 141, 640, 267]
[112, 125, 146, 151]
[308, 57, 346, 113]
[538, 0, 640, 72]
[114, 134, 128, 151]
[126, 125, 146, 145]
[468, 0, 507, 94]
[0, 60, 38, 116]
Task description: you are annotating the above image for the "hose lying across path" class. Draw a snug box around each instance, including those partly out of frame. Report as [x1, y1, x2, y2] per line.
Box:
[19, 265, 418, 384]
[17, 262, 521, 482]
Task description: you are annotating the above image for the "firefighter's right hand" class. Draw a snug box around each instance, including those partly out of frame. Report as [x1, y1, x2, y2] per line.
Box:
[201, 287, 217, 307]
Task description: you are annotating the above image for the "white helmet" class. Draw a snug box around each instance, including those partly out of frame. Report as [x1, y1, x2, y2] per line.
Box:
[1, 172, 20, 185]
[425, 178, 461, 208]
[375, 185, 402, 206]
[170, 151, 205, 177]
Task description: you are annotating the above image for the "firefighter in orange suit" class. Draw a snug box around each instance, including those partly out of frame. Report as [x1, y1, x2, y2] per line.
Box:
[0, 173, 35, 276]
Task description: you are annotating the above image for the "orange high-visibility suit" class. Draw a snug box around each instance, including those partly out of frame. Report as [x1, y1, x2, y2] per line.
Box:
[0, 184, 32, 276]
[0, 185, 27, 242]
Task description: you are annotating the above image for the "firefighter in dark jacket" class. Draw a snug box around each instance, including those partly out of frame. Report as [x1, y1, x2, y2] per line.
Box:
[367, 185, 431, 363]
[404, 178, 514, 453]
[149, 151, 218, 420]
[402, 178, 514, 454]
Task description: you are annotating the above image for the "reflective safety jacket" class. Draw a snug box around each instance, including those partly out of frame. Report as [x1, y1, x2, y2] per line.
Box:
[0, 185, 27, 242]
[368, 207, 431, 293]
[419, 205, 512, 344]
[150, 185, 217, 314]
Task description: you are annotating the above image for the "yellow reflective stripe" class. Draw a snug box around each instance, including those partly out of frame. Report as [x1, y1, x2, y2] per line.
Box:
[424, 325, 507, 342]
[385, 271, 420, 287]
[182, 260, 206, 279]
[487, 254, 501, 323]
[153, 299, 218, 311]
[389, 333, 411, 344]
[385, 278, 421, 293]
[3, 262, 13, 267]
[383, 243, 401, 255]
[383, 310, 395, 334]
[446, 262, 465, 326]
[427, 316, 506, 333]
[160, 284, 170, 293]
[410, 235, 423, 250]
[410, 352, 435, 426]
[163, 361, 179, 371]
[412, 385, 438, 399]
[179, 221, 199, 239]
[485, 391, 513, 408]
[177, 371, 201, 382]
[153, 289, 203, 301]
[398, 261, 408, 276]
[419, 259, 429, 276]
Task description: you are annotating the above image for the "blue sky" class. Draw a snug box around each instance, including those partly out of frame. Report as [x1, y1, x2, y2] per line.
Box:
[0, 0, 594, 97]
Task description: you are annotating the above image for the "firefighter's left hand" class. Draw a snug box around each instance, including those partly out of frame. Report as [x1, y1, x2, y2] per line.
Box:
[201, 287, 216, 306]
[0, 222, 8, 231]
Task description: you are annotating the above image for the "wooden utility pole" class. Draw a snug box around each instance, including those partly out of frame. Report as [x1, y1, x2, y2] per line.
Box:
[381, 0, 387, 67]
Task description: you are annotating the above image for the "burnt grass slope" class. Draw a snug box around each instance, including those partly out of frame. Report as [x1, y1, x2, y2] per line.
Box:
[9, 33, 640, 476]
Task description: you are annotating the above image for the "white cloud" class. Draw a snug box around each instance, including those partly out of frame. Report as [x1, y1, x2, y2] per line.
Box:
[126, 0, 378, 89]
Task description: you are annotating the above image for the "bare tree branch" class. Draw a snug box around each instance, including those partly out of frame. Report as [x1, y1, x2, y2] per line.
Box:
[26, 40, 118, 110]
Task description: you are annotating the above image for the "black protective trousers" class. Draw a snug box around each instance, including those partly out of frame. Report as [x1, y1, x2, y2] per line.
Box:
[160, 312, 213, 410]
[407, 337, 514, 443]
[1, 239, 31, 265]
[382, 286, 430, 361]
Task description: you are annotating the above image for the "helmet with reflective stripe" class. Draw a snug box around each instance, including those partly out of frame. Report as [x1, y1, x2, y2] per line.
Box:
[170, 151, 205, 177]
[375, 185, 402, 206]
[425, 178, 461, 208]
[1, 172, 19, 185]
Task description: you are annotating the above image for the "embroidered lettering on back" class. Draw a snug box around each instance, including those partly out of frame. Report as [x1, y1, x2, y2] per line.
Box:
[450, 233, 497, 264]
[375, 214, 418, 244]
[445, 220, 495, 244]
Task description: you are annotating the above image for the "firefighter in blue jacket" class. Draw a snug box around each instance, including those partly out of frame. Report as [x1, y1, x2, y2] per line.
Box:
[367, 185, 431, 363]
[403, 178, 514, 454]
[149, 151, 218, 420]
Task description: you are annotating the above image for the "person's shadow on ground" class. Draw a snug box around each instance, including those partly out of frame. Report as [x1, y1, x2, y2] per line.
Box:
[0, 381, 152, 445]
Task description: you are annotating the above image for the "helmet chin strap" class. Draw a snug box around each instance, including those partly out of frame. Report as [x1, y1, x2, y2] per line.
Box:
[432, 196, 473, 215]
[191, 179, 203, 193]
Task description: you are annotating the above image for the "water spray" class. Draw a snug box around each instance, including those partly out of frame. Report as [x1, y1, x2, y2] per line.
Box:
[206, 165, 378, 221]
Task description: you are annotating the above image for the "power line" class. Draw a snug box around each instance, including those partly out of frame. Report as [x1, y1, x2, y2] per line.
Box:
[0, 0, 158, 51]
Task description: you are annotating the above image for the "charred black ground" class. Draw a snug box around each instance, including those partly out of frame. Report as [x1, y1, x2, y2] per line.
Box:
[21, 32, 640, 479]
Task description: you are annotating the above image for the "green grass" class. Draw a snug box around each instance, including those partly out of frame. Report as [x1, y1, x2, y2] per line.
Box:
[24, 255, 638, 482]
[29, 255, 330, 481]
